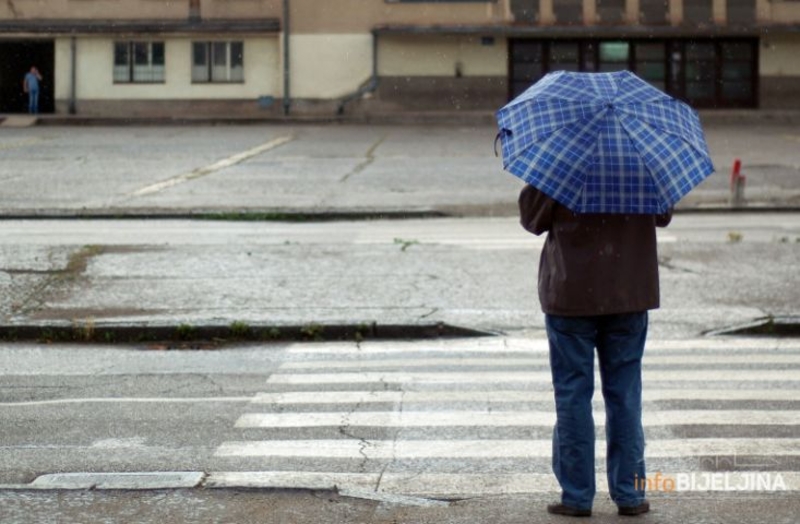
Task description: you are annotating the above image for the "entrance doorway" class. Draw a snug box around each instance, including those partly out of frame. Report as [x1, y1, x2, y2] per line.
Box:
[0, 40, 55, 114]
[508, 38, 758, 109]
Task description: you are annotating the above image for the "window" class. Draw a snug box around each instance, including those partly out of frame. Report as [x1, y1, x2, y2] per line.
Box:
[549, 42, 581, 71]
[597, 0, 626, 23]
[553, 0, 583, 24]
[510, 0, 540, 23]
[192, 41, 244, 83]
[683, 0, 714, 24]
[685, 42, 716, 103]
[640, 0, 669, 25]
[727, 0, 756, 24]
[598, 41, 630, 72]
[634, 42, 667, 91]
[114, 41, 165, 83]
[508, 38, 757, 108]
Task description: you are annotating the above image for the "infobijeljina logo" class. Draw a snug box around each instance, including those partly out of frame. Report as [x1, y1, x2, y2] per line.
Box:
[635, 472, 787, 492]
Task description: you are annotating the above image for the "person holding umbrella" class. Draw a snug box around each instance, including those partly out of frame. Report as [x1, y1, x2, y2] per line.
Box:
[496, 71, 715, 517]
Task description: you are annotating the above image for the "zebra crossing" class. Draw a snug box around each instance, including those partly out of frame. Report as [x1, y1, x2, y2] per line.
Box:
[210, 337, 800, 497]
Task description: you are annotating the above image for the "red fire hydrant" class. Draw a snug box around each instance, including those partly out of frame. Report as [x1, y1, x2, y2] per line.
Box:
[730, 159, 746, 207]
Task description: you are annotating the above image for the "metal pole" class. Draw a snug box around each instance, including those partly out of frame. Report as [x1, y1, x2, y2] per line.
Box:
[283, 0, 291, 115]
[69, 36, 77, 115]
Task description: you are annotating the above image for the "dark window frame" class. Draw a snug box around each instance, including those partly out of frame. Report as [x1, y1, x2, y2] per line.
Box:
[113, 41, 165, 84]
[191, 41, 245, 84]
[507, 37, 758, 109]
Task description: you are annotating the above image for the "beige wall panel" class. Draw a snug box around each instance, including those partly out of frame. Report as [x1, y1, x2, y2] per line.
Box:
[669, 0, 681, 25]
[1, 0, 187, 19]
[760, 34, 800, 76]
[290, 0, 503, 34]
[713, 0, 725, 24]
[756, 0, 771, 22]
[585, 0, 596, 24]
[290, 33, 373, 98]
[73, 37, 279, 100]
[378, 35, 506, 77]
[54, 38, 72, 101]
[628, 0, 639, 23]
[199, 0, 282, 19]
[771, 2, 800, 22]
[540, 0, 555, 24]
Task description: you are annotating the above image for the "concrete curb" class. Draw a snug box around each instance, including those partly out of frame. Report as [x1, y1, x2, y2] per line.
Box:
[0, 208, 449, 221]
[1, 472, 205, 490]
[0, 322, 495, 346]
[31, 112, 498, 127]
[20, 109, 800, 127]
[0, 205, 798, 221]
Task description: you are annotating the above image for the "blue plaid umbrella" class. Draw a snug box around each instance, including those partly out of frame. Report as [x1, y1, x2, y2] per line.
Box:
[496, 70, 715, 214]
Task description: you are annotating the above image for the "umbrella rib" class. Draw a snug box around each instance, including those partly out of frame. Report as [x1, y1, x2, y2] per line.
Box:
[613, 112, 671, 211]
[616, 101, 710, 158]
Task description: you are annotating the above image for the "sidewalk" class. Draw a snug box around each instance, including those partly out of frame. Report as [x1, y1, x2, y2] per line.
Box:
[1, 214, 798, 341]
[0, 123, 798, 338]
[2, 487, 798, 524]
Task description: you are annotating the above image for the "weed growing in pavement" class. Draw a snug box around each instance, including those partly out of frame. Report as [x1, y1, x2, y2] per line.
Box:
[175, 323, 195, 340]
[264, 327, 282, 340]
[300, 323, 324, 341]
[394, 238, 420, 252]
[727, 231, 743, 243]
[72, 318, 96, 341]
[38, 328, 55, 344]
[229, 321, 252, 339]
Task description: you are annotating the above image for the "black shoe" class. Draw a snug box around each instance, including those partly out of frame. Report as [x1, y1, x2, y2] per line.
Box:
[618, 500, 650, 516]
[547, 503, 592, 517]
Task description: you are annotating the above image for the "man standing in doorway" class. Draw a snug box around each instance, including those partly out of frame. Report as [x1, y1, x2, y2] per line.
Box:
[23, 66, 43, 114]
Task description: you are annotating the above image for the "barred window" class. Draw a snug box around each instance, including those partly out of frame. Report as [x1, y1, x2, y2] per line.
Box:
[192, 41, 244, 83]
[114, 42, 165, 83]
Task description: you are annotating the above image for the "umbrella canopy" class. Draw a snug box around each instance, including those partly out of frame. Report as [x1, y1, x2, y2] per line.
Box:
[496, 70, 715, 214]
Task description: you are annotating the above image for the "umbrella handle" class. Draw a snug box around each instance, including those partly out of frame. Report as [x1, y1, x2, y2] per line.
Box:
[494, 129, 511, 158]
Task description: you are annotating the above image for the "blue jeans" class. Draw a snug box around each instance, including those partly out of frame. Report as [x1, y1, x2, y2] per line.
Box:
[28, 89, 39, 114]
[546, 312, 648, 510]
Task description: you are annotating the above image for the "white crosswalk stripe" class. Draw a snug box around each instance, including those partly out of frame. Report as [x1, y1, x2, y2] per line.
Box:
[234, 410, 800, 428]
[252, 389, 800, 404]
[213, 337, 800, 497]
[266, 369, 799, 384]
[216, 438, 800, 459]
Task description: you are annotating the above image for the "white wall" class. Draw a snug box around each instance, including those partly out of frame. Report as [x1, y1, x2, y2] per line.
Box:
[55, 36, 280, 101]
[54, 38, 72, 100]
[761, 34, 800, 76]
[289, 33, 373, 99]
[378, 35, 507, 77]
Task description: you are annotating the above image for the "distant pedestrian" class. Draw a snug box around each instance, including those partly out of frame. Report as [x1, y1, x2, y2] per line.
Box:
[23, 66, 43, 114]
[519, 184, 672, 517]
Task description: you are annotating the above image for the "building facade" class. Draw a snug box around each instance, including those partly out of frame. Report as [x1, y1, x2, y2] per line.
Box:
[1, 0, 799, 117]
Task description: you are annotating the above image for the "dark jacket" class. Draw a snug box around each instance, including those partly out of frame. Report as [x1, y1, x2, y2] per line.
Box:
[519, 185, 672, 317]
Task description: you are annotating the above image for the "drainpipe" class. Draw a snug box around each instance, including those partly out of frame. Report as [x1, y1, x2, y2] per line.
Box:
[336, 30, 379, 116]
[69, 36, 77, 114]
[283, 0, 291, 115]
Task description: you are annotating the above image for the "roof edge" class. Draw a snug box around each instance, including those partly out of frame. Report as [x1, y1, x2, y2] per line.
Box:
[0, 18, 281, 35]
[373, 23, 800, 37]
